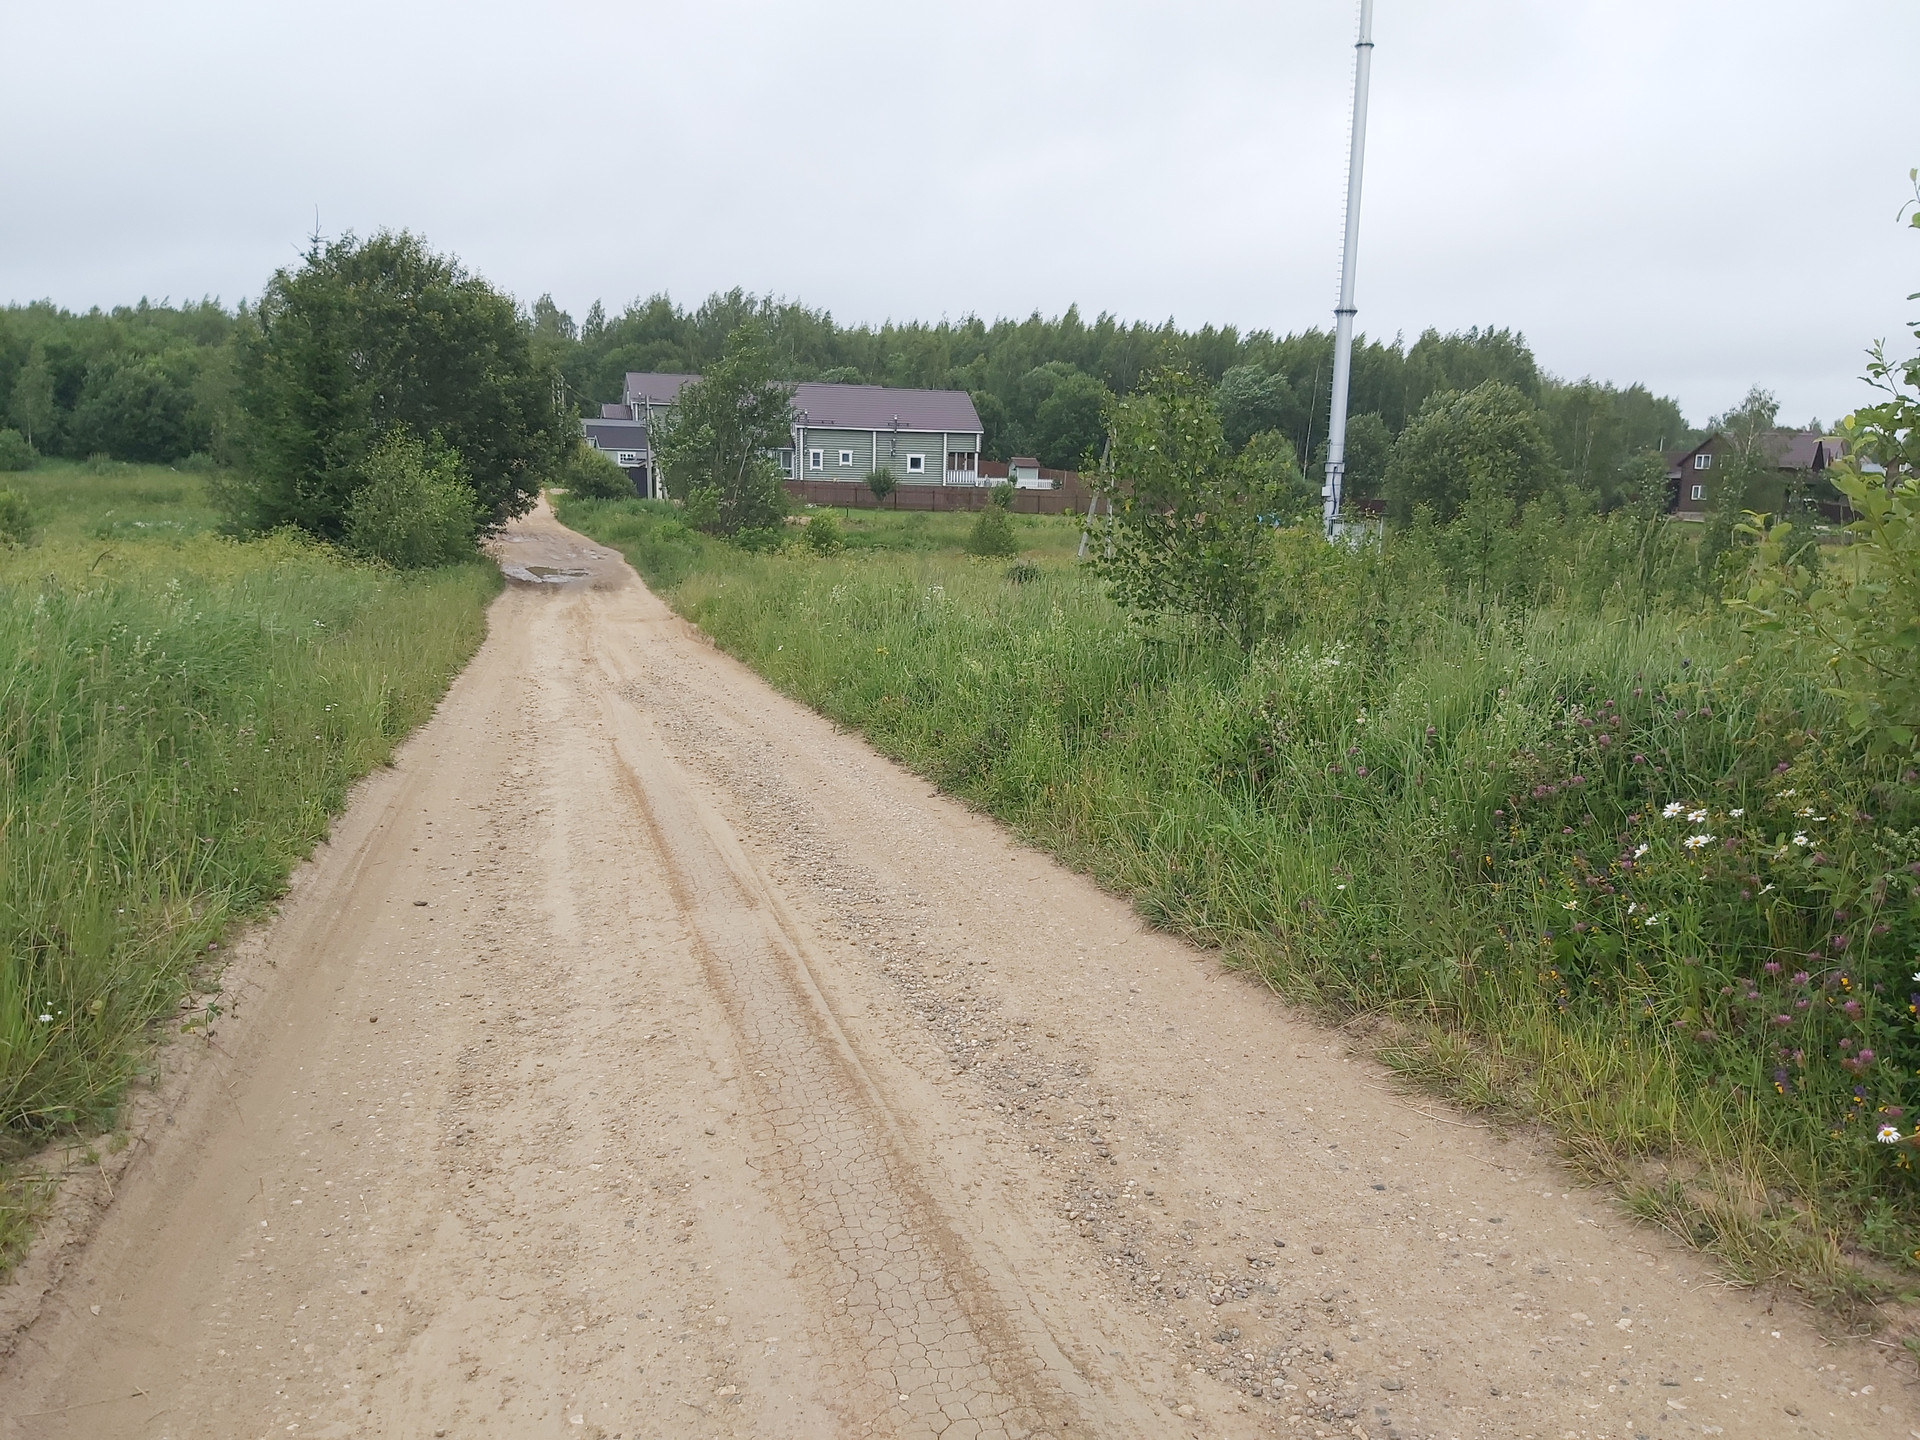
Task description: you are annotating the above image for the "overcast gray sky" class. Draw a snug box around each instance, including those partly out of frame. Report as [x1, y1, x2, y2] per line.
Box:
[3, 1, 1914, 427]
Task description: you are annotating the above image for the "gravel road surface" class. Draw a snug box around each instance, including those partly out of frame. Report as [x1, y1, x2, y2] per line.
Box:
[2, 502, 1912, 1439]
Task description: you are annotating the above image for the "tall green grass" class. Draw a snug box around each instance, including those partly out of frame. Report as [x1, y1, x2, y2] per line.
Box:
[1, 467, 497, 1267]
[563, 494, 1920, 1312]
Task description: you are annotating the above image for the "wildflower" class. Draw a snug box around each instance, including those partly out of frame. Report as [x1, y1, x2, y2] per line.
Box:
[37, 1013, 52, 1023]
[1831, 934, 1849, 951]
[1779, 787, 1796, 796]
[1796, 807, 1815, 818]
[1880, 1125, 1903, 1145]
[1642, 912, 1664, 927]
[1729, 808, 1745, 818]
[1792, 834, 1809, 847]
[1771, 1014, 1793, 1028]
[1764, 961, 1782, 975]
[1661, 802, 1685, 819]
[1633, 844, 1650, 859]
[1792, 971, 1810, 986]
[1561, 900, 1579, 911]
[1687, 809, 1708, 823]
[1683, 833, 1713, 850]
[1632, 753, 1647, 764]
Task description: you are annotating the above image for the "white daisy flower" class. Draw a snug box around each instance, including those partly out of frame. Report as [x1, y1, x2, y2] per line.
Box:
[1683, 834, 1714, 850]
[1687, 809, 1708, 824]
[1792, 834, 1810, 847]
[1729, 808, 1745, 818]
[1661, 802, 1685, 819]
[1879, 1125, 1903, 1145]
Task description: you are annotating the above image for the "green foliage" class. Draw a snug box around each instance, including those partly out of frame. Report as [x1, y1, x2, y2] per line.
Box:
[803, 511, 844, 555]
[562, 441, 636, 500]
[989, 482, 1014, 509]
[651, 322, 792, 537]
[0, 491, 33, 546]
[1215, 365, 1301, 452]
[0, 486, 495, 1164]
[1736, 474, 1920, 754]
[1091, 368, 1295, 644]
[0, 303, 232, 463]
[965, 504, 1018, 558]
[5, 345, 54, 450]
[0, 429, 35, 473]
[865, 467, 898, 506]
[343, 430, 481, 570]
[1385, 381, 1558, 524]
[1311, 410, 1392, 502]
[1542, 378, 1691, 508]
[227, 230, 567, 540]
[67, 360, 196, 463]
[1241, 430, 1314, 522]
[1022, 363, 1111, 468]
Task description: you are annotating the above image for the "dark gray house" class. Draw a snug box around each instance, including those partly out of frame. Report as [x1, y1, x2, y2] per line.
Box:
[614, 373, 985, 489]
[581, 408, 657, 497]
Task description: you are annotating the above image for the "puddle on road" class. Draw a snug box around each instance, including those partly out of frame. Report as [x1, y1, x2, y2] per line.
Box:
[501, 563, 590, 584]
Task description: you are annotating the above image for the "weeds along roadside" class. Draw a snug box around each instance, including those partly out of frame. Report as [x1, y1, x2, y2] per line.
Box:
[0, 467, 499, 1271]
[560, 493, 1920, 1322]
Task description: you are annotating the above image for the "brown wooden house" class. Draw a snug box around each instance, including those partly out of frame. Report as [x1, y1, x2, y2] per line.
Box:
[1664, 430, 1847, 521]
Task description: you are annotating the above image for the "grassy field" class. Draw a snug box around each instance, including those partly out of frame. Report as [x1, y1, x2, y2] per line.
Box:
[0, 461, 498, 1268]
[561, 494, 1920, 1320]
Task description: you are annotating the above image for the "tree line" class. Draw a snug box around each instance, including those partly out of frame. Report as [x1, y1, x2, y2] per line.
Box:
[533, 290, 1701, 506]
[2, 230, 1780, 562]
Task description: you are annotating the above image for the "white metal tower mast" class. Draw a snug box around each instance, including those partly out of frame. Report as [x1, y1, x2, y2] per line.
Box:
[1322, 0, 1376, 536]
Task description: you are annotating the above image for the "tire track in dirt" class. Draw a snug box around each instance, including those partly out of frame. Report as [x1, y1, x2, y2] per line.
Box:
[588, 597, 1101, 1439]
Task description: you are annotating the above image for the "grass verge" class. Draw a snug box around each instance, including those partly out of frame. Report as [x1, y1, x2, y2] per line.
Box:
[1, 464, 498, 1271]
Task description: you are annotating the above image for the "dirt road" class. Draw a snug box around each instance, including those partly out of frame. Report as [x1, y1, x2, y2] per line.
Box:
[2, 503, 1912, 1439]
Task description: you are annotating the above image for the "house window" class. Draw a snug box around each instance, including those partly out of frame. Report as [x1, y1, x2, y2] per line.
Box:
[839, 449, 854, 468]
[1694, 453, 1712, 470]
[616, 451, 643, 468]
[808, 449, 824, 472]
[777, 448, 794, 475]
[906, 453, 925, 474]
[1690, 484, 1705, 502]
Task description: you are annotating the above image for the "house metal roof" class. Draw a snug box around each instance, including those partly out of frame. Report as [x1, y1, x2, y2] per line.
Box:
[600, 403, 631, 419]
[1009, 455, 1040, 468]
[622, 373, 982, 434]
[623, 373, 699, 406]
[790, 382, 982, 434]
[583, 418, 649, 454]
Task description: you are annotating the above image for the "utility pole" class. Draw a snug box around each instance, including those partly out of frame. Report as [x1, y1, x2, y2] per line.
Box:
[1322, 0, 1376, 538]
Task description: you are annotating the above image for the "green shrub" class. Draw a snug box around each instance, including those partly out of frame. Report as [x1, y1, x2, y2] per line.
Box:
[989, 482, 1014, 509]
[343, 431, 480, 570]
[0, 490, 34, 546]
[866, 468, 898, 506]
[0, 430, 35, 473]
[965, 504, 1018, 558]
[563, 442, 636, 500]
[804, 511, 844, 554]
[1006, 559, 1040, 584]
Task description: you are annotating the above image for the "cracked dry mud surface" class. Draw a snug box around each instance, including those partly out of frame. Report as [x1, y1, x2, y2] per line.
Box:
[3, 503, 1916, 1439]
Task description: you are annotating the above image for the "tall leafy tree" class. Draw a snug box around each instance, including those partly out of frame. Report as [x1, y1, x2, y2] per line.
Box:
[1384, 381, 1557, 524]
[68, 360, 196, 462]
[6, 343, 55, 449]
[229, 230, 567, 538]
[651, 323, 793, 537]
[1215, 365, 1300, 452]
[1091, 368, 1292, 645]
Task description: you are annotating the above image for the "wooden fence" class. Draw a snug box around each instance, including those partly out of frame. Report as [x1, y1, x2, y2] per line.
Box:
[785, 475, 1096, 516]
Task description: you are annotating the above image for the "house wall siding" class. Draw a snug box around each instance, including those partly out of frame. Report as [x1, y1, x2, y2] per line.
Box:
[859, 428, 981, 486]
[797, 428, 877, 478]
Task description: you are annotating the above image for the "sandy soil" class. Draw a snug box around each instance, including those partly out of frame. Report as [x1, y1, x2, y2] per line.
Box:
[2, 501, 1915, 1439]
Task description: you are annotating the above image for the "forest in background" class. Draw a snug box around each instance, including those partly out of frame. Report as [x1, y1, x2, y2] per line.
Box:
[2, 284, 1734, 514]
